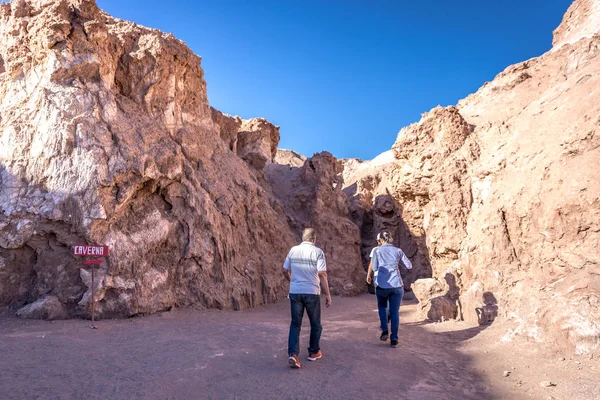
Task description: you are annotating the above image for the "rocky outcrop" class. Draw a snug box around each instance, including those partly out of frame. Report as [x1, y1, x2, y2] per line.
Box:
[273, 149, 306, 168]
[454, 24, 599, 352]
[552, 0, 600, 49]
[335, 0, 599, 353]
[341, 151, 429, 290]
[265, 152, 365, 296]
[0, 0, 302, 318]
[370, 0, 599, 353]
[210, 108, 280, 170]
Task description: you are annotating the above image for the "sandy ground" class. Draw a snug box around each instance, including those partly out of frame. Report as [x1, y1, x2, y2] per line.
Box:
[0, 294, 598, 400]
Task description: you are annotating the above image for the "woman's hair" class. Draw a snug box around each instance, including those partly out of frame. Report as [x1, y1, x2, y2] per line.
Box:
[376, 230, 393, 244]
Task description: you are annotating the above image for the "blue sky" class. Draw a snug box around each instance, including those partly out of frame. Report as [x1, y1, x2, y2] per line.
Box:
[97, 0, 572, 160]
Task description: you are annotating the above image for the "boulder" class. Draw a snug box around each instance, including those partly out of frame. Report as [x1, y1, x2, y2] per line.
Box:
[16, 295, 67, 320]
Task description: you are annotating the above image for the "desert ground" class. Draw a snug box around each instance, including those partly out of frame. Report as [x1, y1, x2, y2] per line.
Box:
[1, 294, 598, 400]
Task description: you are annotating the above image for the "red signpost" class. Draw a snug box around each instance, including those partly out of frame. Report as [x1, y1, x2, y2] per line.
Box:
[73, 245, 109, 329]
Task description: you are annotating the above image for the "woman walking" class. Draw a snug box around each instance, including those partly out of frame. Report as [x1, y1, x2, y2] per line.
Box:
[371, 231, 413, 347]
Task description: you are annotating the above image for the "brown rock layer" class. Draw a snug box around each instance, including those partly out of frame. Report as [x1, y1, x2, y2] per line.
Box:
[265, 152, 365, 296]
[0, 0, 303, 318]
[210, 108, 280, 170]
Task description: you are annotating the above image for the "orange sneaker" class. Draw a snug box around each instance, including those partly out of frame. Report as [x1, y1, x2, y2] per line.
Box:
[307, 350, 322, 361]
[288, 354, 301, 368]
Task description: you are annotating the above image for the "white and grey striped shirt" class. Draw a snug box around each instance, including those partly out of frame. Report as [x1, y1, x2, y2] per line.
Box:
[283, 242, 327, 295]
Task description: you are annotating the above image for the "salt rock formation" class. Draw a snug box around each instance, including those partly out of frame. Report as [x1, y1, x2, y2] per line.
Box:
[211, 108, 280, 170]
[451, 1, 599, 353]
[359, 0, 599, 353]
[265, 152, 365, 295]
[552, 0, 600, 48]
[0, 0, 306, 318]
[273, 148, 306, 168]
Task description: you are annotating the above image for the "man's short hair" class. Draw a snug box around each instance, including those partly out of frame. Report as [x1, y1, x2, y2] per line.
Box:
[302, 228, 316, 242]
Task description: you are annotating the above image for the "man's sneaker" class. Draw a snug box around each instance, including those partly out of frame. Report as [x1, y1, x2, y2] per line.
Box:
[380, 331, 389, 341]
[391, 340, 399, 348]
[307, 350, 322, 361]
[288, 354, 301, 368]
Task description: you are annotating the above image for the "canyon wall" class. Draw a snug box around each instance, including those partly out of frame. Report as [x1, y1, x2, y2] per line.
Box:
[0, 0, 597, 356]
[0, 0, 364, 319]
[346, 0, 600, 353]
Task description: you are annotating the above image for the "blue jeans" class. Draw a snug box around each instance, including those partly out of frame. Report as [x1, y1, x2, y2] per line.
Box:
[288, 294, 322, 356]
[376, 286, 404, 341]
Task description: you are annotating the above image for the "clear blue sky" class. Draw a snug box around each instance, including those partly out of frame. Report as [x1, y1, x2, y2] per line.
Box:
[97, 0, 572, 160]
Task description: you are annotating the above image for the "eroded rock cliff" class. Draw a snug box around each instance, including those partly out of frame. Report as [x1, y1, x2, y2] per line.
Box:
[0, 0, 362, 319]
[265, 152, 364, 296]
[344, 0, 600, 353]
[1, 0, 597, 357]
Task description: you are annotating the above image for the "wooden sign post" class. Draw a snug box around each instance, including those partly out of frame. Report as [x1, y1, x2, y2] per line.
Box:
[73, 245, 109, 329]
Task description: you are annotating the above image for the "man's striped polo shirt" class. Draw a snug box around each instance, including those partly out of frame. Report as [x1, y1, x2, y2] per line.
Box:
[283, 241, 327, 295]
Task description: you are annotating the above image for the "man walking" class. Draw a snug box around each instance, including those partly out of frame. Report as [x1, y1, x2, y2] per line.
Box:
[283, 228, 332, 369]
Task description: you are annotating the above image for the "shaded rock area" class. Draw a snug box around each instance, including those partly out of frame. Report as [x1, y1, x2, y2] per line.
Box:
[341, 151, 430, 291]
[265, 152, 364, 296]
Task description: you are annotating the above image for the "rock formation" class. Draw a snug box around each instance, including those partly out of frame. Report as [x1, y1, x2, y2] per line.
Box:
[0, 0, 597, 356]
[451, 1, 599, 352]
[342, 151, 431, 291]
[0, 0, 364, 319]
[211, 108, 280, 170]
[265, 152, 364, 296]
[344, 0, 600, 353]
[273, 149, 307, 168]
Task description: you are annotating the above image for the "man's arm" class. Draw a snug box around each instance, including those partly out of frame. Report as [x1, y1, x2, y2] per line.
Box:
[318, 271, 332, 307]
[283, 253, 292, 281]
[316, 251, 332, 307]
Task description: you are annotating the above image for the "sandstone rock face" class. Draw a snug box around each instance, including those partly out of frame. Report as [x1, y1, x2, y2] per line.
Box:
[552, 0, 600, 48]
[273, 149, 307, 168]
[211, 108, 280, 170]
[348, 0, 599, 353]
[265, 152, 365, 296]
[449, 0, 600, 354]
[0, 0, 304, 318]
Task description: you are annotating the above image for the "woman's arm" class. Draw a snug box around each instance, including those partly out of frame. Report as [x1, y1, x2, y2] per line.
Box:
[398, 249, 413, 270]
[366, 259, 373, 284]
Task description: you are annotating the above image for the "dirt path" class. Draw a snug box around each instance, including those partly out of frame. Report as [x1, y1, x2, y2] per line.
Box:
[0, 295, 597, 399]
